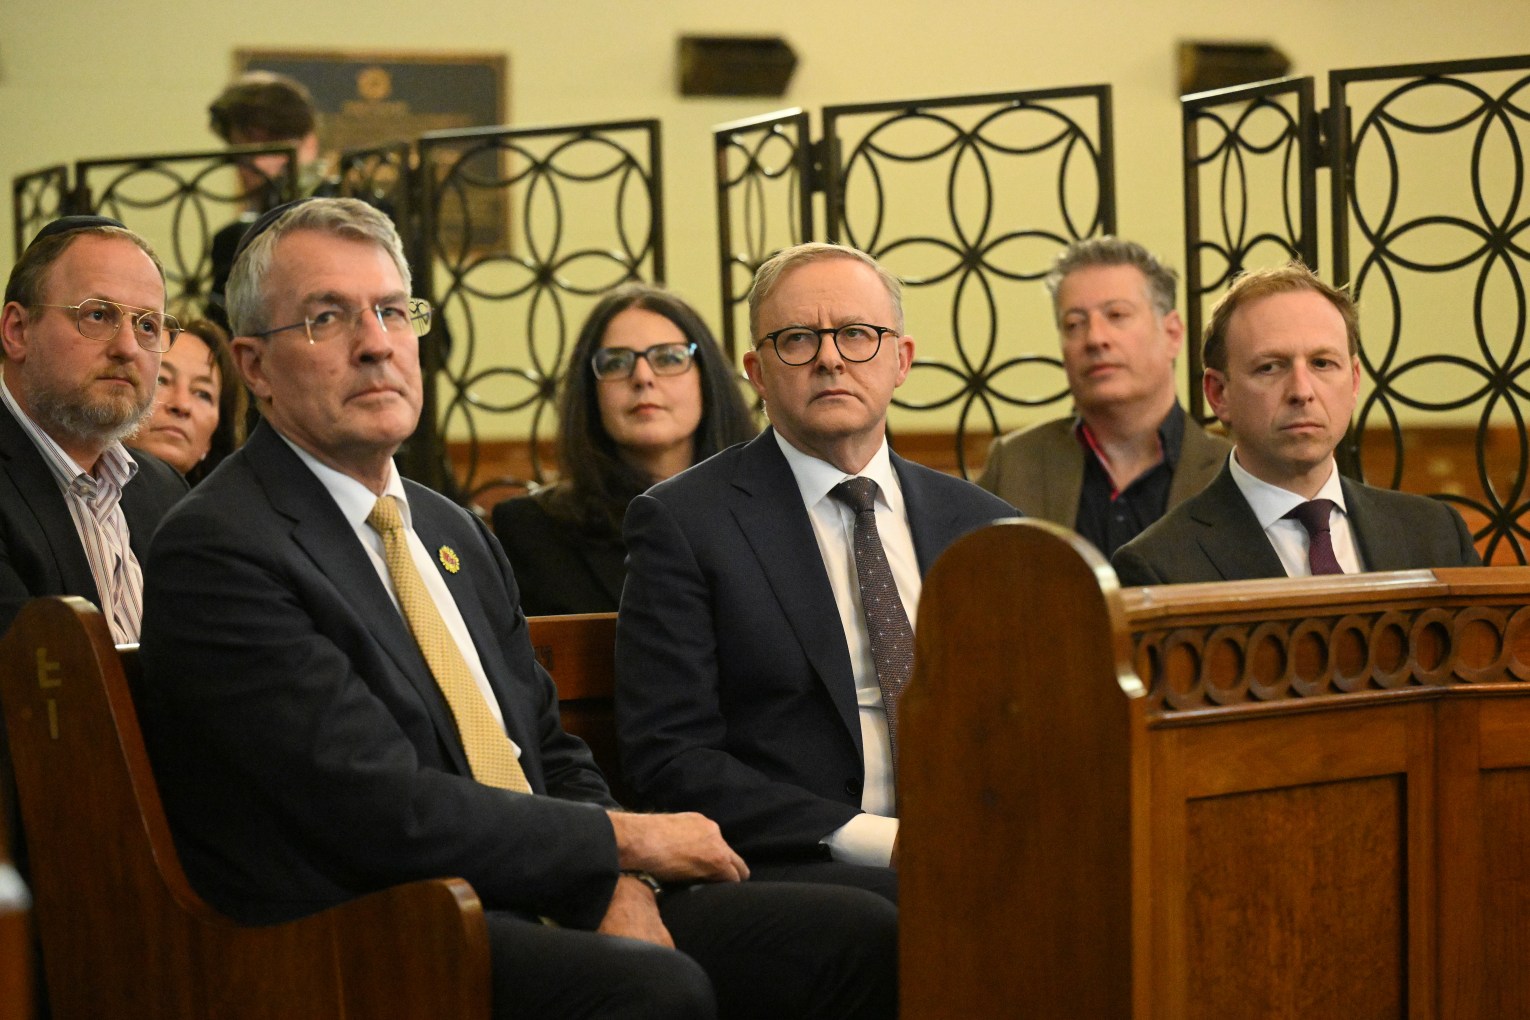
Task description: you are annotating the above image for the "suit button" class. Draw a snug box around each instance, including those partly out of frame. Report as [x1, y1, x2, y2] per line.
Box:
[844, 778, 862, 797]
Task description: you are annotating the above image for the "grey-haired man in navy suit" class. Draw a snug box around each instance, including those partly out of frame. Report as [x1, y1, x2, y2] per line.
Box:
[137, 200, 896, 1020]
[617, 243, 1016, 901]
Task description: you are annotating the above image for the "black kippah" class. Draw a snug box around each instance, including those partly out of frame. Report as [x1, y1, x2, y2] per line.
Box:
[25, 214, 128, 250]
[231, 197, 318, 264]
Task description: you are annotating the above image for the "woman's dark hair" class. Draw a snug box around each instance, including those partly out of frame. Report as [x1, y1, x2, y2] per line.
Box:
[547, 283, 756, 536]
[175, 318, 249, 485]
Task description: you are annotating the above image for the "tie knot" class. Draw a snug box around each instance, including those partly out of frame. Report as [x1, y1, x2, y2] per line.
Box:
[367, 495, 404, 536]
[830, 476, 879, 514]
[1285, 498, 1336, 536]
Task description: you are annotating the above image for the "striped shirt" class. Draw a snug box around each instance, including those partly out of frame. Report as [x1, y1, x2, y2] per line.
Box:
[0, 373, 144, 643]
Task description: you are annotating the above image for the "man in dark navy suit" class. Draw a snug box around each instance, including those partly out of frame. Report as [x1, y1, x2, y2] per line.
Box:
[617, 243, 1016, 901]
[138, 200, 896, 1020]
[0, 215, 186, 641]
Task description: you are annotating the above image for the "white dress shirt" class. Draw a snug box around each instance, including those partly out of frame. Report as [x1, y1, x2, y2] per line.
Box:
[1228, 450, 1366, 576]
[776, 432, 913, 867]
[283, 438, 521, 755]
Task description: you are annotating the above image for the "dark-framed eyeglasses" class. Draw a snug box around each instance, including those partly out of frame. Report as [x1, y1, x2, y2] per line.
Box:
[591, 342, 698, 381]
[252, 297, 432, 345]
[35, 298, 181, 353]
[754, 323, 897, 366]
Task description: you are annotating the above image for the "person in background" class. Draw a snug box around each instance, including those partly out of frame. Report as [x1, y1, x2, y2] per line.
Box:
[493, 284, 756, 615]
[127, 317, 246, 483]
[977, 237, 1228, 558]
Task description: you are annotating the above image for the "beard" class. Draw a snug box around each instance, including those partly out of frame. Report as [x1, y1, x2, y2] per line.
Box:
[26, 372, 155, 450]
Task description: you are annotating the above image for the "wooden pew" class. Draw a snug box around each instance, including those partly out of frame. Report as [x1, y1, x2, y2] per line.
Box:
[901, 519, 1530, 1019]
[0, 598, 491, 1020]
[0, 791, 30, 1020]
[527, 612, 631, 806]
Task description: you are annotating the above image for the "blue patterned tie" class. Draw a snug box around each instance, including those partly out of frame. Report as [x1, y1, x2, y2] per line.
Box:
[830, 477, 915, 783]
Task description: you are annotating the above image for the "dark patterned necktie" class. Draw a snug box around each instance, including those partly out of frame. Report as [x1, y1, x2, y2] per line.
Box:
[1284, 498, 1343, 575]
[830, 476, 915, 782]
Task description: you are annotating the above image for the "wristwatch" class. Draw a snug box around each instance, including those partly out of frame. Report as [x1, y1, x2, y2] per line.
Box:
[621, 870, 664, 896]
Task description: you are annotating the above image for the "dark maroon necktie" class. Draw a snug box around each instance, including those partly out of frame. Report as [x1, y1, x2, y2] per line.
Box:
[830, 477, 915, 781]
[1284, 499, 1343, 575]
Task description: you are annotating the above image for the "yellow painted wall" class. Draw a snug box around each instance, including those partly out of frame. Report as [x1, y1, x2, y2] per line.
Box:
[2, 0, 1525, 440]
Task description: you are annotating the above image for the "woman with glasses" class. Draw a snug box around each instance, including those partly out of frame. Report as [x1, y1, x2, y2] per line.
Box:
[126, 317, 248, 484]
[493, 284, 757, 615]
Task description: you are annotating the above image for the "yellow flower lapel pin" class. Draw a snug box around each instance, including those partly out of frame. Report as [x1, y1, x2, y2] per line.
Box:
[438, 545, 461, 574]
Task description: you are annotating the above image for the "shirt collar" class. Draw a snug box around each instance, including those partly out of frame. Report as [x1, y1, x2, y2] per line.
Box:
[773, 429, 905, 517]
[1227, 449, 1349, 529]
[279, 433, 408, 528]
[0, 365, 139, 491]
[1073, 402, 1187, 470]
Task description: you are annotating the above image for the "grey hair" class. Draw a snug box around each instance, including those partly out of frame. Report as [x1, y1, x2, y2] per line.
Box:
[1043, 236, 1178, 320]
[225, 198, 410, 337]
[746, 242, 904, 338]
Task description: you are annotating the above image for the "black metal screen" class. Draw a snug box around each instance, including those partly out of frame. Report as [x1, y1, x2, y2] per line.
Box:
[712, 109, 815, 358]
[1181, 77, 1319, 418]
[11, 164, 70, 257]
[1331, 55, 1530, 562]
[73, 147, 298, 320]
[417, 119, 665, 502]
[822, 86, 1117, 476]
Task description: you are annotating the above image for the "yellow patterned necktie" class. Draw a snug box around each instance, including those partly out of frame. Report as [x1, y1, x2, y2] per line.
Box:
[366, 495, 532, 793]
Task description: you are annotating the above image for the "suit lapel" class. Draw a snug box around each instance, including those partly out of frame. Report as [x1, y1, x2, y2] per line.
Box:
[1043, 423, 1085, 525]
[245, 426, 474, 778]
[1342, 478, 1397, 571]
[728, 433, 860, 741]
[896, 452, 962, 575]
[1168, 419, 1229, 506]
[0, 399, 102, 605]
[1187, 466, 1287, 580]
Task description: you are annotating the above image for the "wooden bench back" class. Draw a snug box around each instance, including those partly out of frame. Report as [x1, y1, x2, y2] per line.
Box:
[901, 520, 1530, 1019]
[0, 598, 490, 1020]
[529, 612, 631, 805]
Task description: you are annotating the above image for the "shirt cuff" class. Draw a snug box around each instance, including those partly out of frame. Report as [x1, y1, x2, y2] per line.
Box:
[822, 813, 899, 867]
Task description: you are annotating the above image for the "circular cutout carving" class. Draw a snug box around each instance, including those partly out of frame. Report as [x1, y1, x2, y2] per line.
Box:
[1245, 622, 1291, 701]
[1505, 606, 1530, 682]
[1290, 618, 1332, 698]
[1202, 626, 1249, 705]
[1161, 630, 1205, 711]
[1332, 615, 1370, 692]
[1410, 610, 1453, 682]
[1454, 607, 1508, 683]
[1370, 612, 1412, 689]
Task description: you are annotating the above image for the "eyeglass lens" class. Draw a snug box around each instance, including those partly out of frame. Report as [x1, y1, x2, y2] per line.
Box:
[74, 298, 179, 351]
[593, 343, 695, 379]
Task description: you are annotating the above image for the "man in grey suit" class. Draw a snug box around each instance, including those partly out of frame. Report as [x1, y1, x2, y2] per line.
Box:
[1113, 263, 1480, 585]
[137, 199, 896, 1020]
[977, 237, 1228, 558]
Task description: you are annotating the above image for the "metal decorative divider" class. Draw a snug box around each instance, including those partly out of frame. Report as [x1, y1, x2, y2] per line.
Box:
[1181, 76, 1318, 419]
[712, 109, 815, 358]
[1329, 54, 1530, 563]
[417, 119, 665, 503]
[12, 164, 70, 256]
[72, 146, 298, 320]
[822, 86, 1117, 477]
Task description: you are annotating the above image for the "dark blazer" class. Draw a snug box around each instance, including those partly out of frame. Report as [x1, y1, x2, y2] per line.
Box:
[976, 409, 1230, 525]
[616, 429, 1017, 860]
[137, 423, 620, 930]
[492, 490, 625, 615]
[0, 396, 186, 635]
[1111, 462, 1483, 586]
